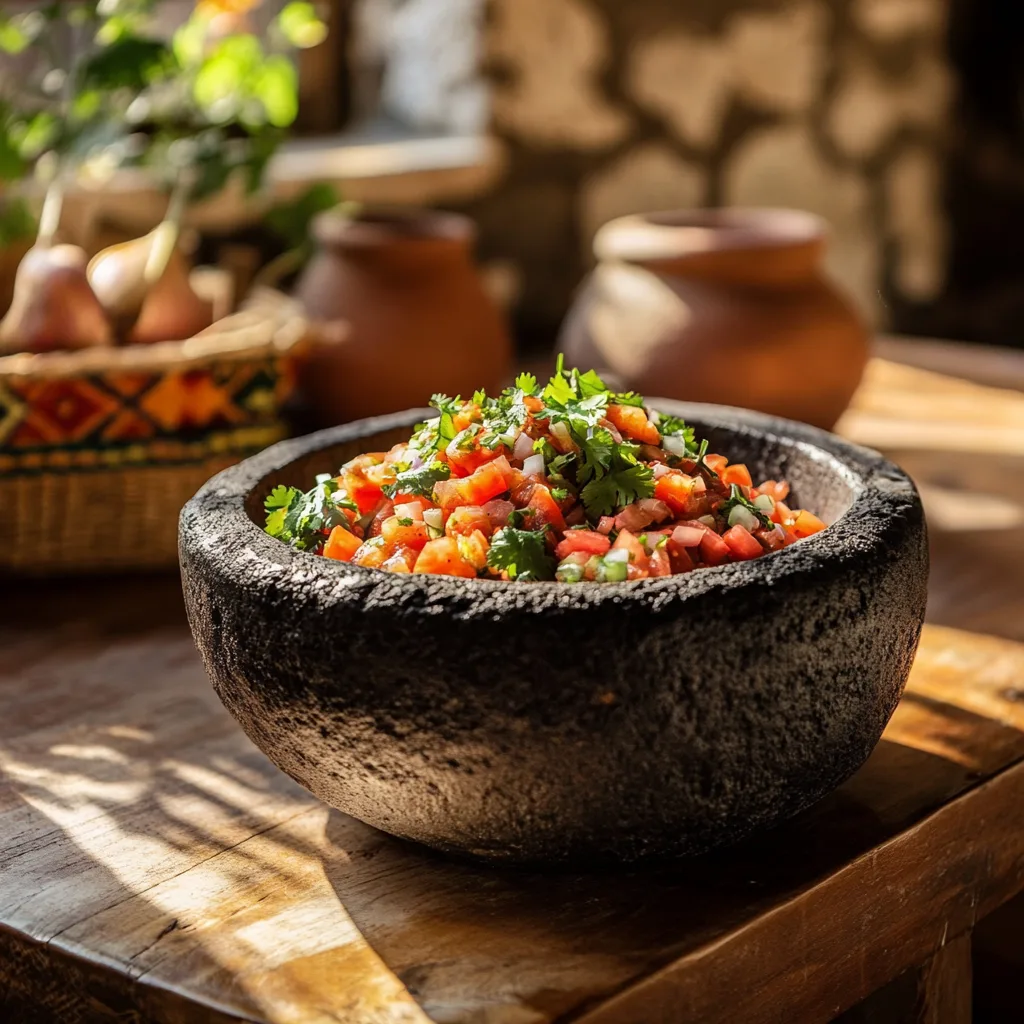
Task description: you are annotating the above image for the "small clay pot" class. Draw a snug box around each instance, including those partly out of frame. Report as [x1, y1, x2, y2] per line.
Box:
[295, 207, 511, 425]
[559, 209, 870, 430]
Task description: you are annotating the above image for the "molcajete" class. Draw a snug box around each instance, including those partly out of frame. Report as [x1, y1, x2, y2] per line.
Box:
[179, 402, 927, 867]
[559, 209, 869, 430]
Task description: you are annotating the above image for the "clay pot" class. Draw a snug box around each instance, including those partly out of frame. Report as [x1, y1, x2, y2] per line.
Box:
[559, 209, 870, 430]
[294, 207, 511, 425]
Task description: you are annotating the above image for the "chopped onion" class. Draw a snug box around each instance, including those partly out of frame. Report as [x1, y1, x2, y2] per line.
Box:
[596, 516, 616, 535]
[671, 525, 705, 548]
[393, 502, 424, 521]
[523, 453, 546, 478]
[697, 514, 716, 528]
[662, 434, 687, 457]
[652, 462, 673, 480]
[753, 494, 775, 513]
[482, 499, 515, 526]
[604, 548, 630, 564]
[648, 409, 660, 426]
[422, 508, 444, 531]
[692, 476, 707, 494]
[513, 431, 534, 462]
[637, 498, 672, 523]
[728, 504, 761, 532]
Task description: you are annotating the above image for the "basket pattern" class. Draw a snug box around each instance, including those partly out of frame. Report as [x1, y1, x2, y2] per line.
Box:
[0, 355, 294, 475]
[0, 290, 306, 574]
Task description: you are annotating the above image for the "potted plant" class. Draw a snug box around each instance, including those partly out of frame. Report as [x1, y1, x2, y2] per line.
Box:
[0, 0, 327, 573]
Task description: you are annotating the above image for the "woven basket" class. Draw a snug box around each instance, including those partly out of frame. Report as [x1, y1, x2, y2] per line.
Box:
[0, 288, 308, 574]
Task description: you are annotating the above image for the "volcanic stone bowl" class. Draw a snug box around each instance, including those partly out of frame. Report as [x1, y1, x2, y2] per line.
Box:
[179, 402, 928, 867]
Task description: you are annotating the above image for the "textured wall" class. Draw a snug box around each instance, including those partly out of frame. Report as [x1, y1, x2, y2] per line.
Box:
[462, 0, 953, 346]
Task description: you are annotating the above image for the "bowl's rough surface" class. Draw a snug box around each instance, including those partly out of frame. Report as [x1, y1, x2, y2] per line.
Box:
[179, 402, 928, 867]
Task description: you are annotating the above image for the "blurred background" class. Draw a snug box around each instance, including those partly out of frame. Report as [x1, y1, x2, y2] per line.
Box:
[2, 0, 1023, 353]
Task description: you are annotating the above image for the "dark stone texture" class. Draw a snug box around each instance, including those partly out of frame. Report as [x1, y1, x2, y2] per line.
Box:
[179, 403, 928, 867]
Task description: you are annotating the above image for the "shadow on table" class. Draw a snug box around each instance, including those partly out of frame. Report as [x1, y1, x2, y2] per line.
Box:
[320, 721, 1008, 1023]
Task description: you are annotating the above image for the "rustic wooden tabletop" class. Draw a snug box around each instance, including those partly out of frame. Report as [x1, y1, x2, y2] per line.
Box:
[2, 338, 1024, 1024]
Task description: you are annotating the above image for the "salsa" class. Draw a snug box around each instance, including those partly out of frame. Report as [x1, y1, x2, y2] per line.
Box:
[264, 360, 827, 582]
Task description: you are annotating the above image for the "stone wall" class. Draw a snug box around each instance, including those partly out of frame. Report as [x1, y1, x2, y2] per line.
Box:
[459, 0, 953, 346]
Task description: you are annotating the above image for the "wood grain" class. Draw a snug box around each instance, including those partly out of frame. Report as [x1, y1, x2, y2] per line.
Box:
[2, 341, 1024, 1023]
[914, 934, 972, 1024]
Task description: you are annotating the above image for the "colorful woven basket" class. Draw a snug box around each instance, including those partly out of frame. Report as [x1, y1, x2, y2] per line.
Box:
[0, 288, 308, 574]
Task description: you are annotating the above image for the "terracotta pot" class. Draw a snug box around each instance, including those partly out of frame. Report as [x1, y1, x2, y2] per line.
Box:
[559, 209, 869, 430]
[295, 207, 511, 425]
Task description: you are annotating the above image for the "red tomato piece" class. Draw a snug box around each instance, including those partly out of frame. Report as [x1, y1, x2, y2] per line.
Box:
[648, 545, 672, 577]
[554, 530, 611, 560]
[704, 454, 728, 476]
[413, 537, 478, 578]
[432, 479, 463, 509]
[457, 462, 508, 506]
[453, 405, 481, 431]
[654, 472, 698, 517]
[323, 526, 361, 562]
[381, 516, 430, 551]
[457, 529, 491, 571]
[791, 510, 827, 538]
[757, 479, 790, 502]
[342, 472, 384, 515]
[699, 530, 731, 566]
[524, 484, 566, 532]
[446, 506, 493, 539]
[611, 529, 649, 570]
[352, 540, 389, 568]
[446, 433, 497, 475]
[721, 463, 753, 488]
[482, 499, 515, 528]
[606, 404, 660, 445]
[722, 524, 763, 561]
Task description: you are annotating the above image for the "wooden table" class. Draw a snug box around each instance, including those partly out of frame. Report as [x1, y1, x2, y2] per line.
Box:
[3, 339, 1024, 1024]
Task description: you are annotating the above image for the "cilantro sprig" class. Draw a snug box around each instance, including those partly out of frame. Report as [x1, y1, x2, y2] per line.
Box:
[382, 461, 451, 500]
[264, 475, 357, 551]
[486, 526, 555, 581]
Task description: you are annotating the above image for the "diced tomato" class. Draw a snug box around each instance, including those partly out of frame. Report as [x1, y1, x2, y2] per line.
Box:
[612, 529, 649, 570]
[564, 504, 587, 526]
[555, 530, 611, 560]
[352, 539, 389, 568]
[457, 462, 508, 506]
[489, 454, 524, 492]
[523, 395, 544, 413]
[457, 529, 490, 571]
[699, 529, 731, 566]
[323, 526, 362, 562]
[446, 505, 492, 539]
[704, 454, 728, 476]
[755, 525, 786, 552]
[791, 509, 827, 538]
[453, 404, 481, 431]
[482, 499, 515, 528]
[363, 461, 397, 491]
[381, 516, 430, 551]
[721, 463, 753, 488]
[606, 404, 660, 445]
[524, 483, 566, 532]
[368, 500, 394, 537]
[413, 537, 478, 578]
[342, 472, 384, 515]
[446, 433, 498, 475]
[648, 544, 672, 577]
[654, 472, 698, 516]
[668, 542, 695, 574]
[722, 524, 763, 561]
[382, 552, 412, 573]
[756, 479, 790, 503]
[433, 478, 463, 509]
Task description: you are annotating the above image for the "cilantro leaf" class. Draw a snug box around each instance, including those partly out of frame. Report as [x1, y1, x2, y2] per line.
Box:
[266, 475, 357, 550]
[576, 428, 616, 485]
[575, 368, 608, 399]
[657, 413, 697, 453]
[514, 371, 538, 394]
[612, 390, 645, 407]
[580, 464, 655, 516]
[486, 527, 555, 581]
[382, 461, 451, 499]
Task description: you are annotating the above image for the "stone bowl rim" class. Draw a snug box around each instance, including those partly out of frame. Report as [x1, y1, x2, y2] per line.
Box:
[179, 400, 918, 615]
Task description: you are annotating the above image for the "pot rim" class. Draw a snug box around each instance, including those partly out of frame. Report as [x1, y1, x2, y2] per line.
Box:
[180, 402, 924, 618]
[311, 205, 474, 252]
[594, 208, 827, 265]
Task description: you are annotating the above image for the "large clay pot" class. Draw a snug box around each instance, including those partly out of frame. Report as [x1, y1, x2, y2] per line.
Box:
[559, 208, 870, 430]
[295, 207, 511, 424]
